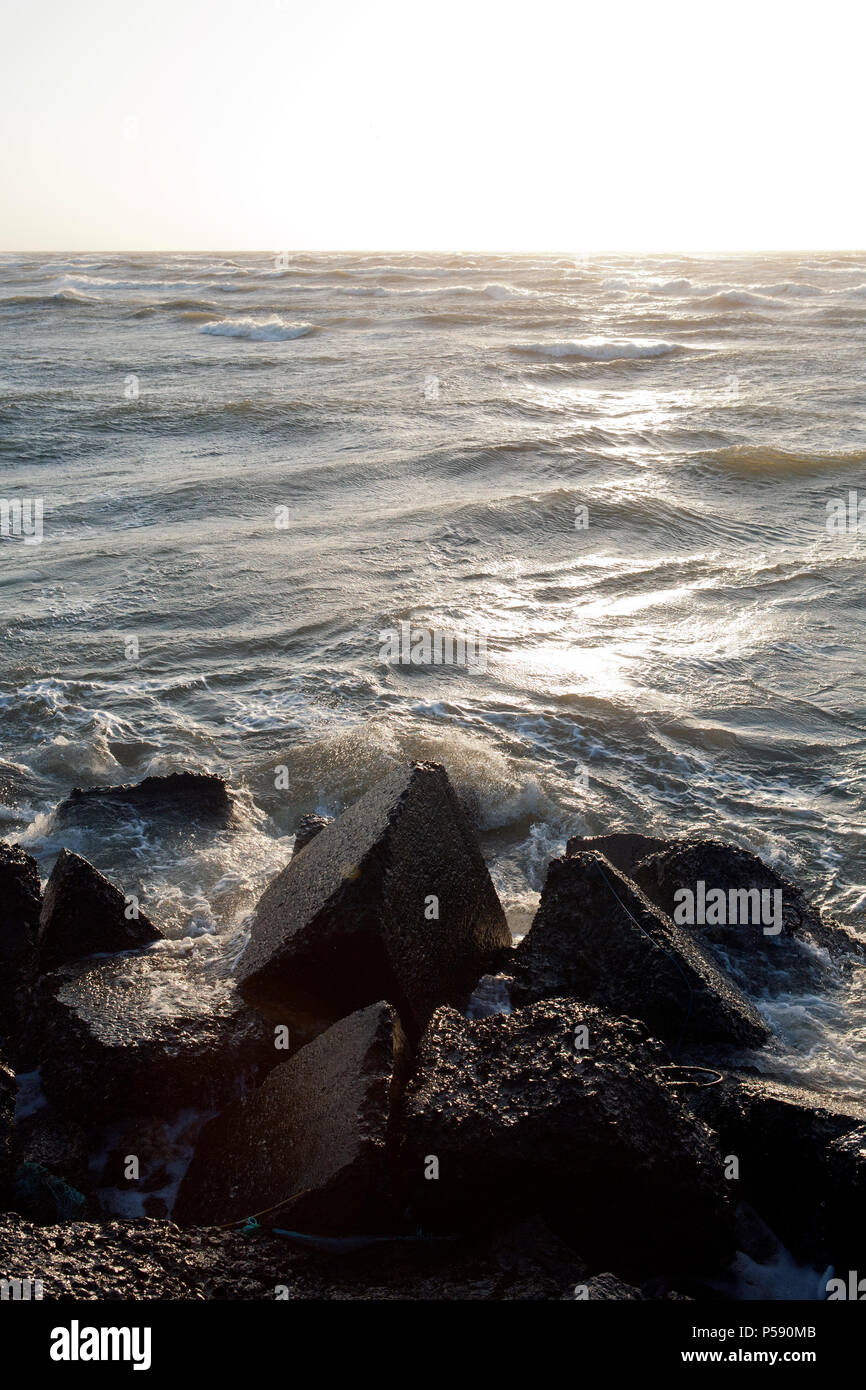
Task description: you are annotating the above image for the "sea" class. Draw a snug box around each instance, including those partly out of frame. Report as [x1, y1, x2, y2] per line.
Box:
[2, 249, 865, 1120]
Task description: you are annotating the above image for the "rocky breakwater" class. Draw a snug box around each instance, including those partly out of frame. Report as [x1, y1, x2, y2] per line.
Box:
[1, 766, 864, 1299]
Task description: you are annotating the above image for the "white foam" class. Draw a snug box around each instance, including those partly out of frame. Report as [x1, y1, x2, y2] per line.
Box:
[93, 1106, 215, 1219]
[466, 973, 513, 1018]
[514, 337, 684, 361]
[55, 275, 212, 294]
[482, 282, 536, 300]
[200, 316, 314, 341]
[724, 1247, 829, 1300]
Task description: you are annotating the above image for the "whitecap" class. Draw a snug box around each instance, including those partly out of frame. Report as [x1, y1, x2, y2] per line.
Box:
[199, 316, 314, 341]
[512, 337, 685, 361]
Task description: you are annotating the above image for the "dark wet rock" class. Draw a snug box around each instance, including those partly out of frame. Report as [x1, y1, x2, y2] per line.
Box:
[0, 1211, 592, 1300]
[582, 1273, 646, 1299]
[35, 952, 276, 1127]
[400, 999, 734, 1270]
[824, 1126, 866, 1269]
[12, 1111, 89, 1194]
[633, 837, 815, 940]
[142, 1196, 169, 1218]
[236, 762, 511, 1039]
[9, 1161, 87, 1224]
[733, 1201, 789, 1266]
[0, 1052, 15, 1199]
[0, 842, 40, 1052]
[685, 1072, 866, 1268]
[175, 1001, 406, 1231]
[54, 772, 233, 828]
[38, 849, 161, 971]
[292, 813, 332, 857]
[566, 831, 667, 878]
[631, 837, 865, 987]
[458, 1217, 588, 1299]
[511, 853, 769, 1051]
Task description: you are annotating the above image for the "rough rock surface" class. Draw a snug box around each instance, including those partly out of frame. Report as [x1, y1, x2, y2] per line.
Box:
[54, 773, 233, 827]
[511, 853, 769, 1051]
[0, 1051, 15, 1198]
[236, 762, 511, 1038]
[685, 1072, 866, 1267]
[36, 952, 275, 1126]
[824, 1125, 866, 1268]
[0, 841, 40, 1051]
[582, 1273, 647, 1299]
[632, 836, 865, 972]
[566, 832, 667, 877]
[12, 1111, 90, 1194]
[400, 999, 734, 1269]
[175, 1001, 405, 1231]
[38, 849, 161, 970]
[0, 1212, 600, 1300]
[292, 813, 332, 857]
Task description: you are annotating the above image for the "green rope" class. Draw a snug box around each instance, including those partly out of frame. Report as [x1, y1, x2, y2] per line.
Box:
[12, 1162, 86, 1222]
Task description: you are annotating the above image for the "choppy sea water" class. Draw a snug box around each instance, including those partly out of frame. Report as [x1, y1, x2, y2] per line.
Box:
[2, 250, 866, 1099]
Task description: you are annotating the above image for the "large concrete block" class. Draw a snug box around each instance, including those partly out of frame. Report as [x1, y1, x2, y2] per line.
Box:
[236, 762, 510, 1037]
[511, 852, 770, 1051]
[38, 849, 161, 971]
[174, 1001, 405, 1231]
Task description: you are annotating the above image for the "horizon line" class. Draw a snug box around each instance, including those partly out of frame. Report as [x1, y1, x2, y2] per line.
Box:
[3, 246, 866, 258]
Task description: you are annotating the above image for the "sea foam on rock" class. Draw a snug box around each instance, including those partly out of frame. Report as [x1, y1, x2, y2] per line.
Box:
[38, 849, 161, 970]
[35, 952, 275, 1126]
[174, 1001, 405, 1230]
[511, 852, 769, 1051]
[400, 998, 734, 1270]
[236, 762, 511, 1039]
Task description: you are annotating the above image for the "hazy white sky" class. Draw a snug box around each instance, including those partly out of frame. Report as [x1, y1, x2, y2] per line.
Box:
[2, 0, 863, 253]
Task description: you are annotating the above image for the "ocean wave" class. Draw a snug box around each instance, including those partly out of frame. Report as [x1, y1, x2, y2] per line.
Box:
[697, 445, 866, 474]
[1, 288, 98, 307]
[199, 316, 314, 341]
[482, 282, 539, 300]
[342, 282, 475, 299]
[511, 337, 686, 361]
[753, 282, 824, 297]
[339, 280, 547, 302]
[646, 277, 693, 294]
[164, 298, 219, 312]
[694, 290, 777, 310]
[55, 275, 210, 295]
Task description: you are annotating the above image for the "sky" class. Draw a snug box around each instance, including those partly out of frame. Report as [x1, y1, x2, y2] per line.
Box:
[2, 0, 864, 253]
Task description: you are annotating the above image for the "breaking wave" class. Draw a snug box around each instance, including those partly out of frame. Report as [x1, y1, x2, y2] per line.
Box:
[199, 316, 315, 341]
[512, 337, 687, 361]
